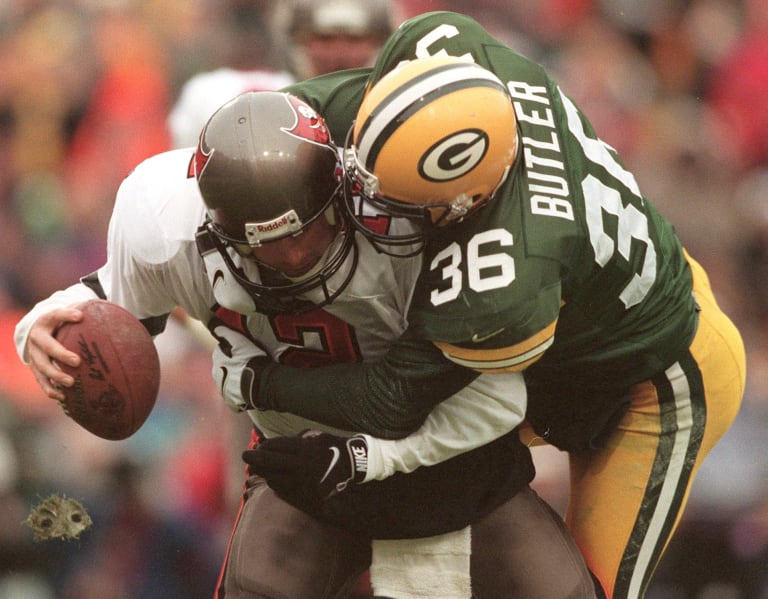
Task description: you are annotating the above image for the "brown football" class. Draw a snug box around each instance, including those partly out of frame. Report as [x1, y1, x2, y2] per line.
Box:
[54, 300, 160, 440]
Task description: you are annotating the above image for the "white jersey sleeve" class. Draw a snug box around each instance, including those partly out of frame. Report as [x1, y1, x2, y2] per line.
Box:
[362, 372, 527, 481]
[168, 68, 294, 148]
[96, 149, 213, 322]
[14, 149, 214, 362]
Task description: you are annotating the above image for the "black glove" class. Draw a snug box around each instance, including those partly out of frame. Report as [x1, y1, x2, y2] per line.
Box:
[242, 431, 368, 512]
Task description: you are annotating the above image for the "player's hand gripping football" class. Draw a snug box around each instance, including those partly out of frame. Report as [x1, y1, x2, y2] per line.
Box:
[25, 306, 84, 402]
[242, 431, 368, 512]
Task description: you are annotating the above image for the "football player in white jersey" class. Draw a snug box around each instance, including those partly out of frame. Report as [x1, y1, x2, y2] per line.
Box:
[168, 0, 396, 149]
[15, 92, 595, 598]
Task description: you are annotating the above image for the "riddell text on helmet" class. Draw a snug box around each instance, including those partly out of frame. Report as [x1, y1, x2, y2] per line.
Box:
[247, 209, 302, 243]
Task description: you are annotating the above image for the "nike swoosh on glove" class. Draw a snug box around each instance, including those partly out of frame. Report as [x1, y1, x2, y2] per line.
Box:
[242, 431, 368, 513]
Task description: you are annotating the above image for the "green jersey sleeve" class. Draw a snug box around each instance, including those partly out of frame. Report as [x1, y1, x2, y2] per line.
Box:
[258, 329, 478, 439]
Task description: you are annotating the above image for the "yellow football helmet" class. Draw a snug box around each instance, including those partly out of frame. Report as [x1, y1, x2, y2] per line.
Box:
[343, 55, 518, 253]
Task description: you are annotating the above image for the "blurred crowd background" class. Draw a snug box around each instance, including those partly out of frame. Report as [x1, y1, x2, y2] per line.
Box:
[0, 0, 766, 597]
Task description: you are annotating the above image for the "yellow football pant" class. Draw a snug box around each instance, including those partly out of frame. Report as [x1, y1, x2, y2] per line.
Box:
[563, 254, 745, 598]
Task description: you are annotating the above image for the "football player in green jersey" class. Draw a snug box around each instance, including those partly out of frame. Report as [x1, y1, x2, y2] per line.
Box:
[239, 11, 746, 599]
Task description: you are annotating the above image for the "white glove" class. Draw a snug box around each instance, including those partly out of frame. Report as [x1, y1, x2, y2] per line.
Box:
[210, 322, 270, 412]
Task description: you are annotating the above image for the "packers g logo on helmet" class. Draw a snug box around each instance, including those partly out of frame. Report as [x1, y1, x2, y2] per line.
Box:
[418, 128, 490, 182]
[348, 56, 518, 221]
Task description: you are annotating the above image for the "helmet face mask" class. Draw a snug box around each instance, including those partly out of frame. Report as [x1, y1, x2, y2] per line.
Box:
[201, 217, 357, 314]
[342, 138, 458, 256]
[341, 56, 518, 256]
[195, 91, 357, 313]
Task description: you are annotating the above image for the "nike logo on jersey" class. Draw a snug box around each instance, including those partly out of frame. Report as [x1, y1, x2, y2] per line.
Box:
[320, 447, 341, 484]
[471, 327, 505, 343]
[212, 269, 226, 289]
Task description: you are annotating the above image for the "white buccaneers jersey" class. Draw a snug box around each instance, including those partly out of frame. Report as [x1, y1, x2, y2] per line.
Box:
[168, 68, 295, 149]
[14, 147, 527, 480]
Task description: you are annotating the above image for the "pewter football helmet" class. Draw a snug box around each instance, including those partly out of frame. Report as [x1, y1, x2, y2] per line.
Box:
[195, 91, 356, 312]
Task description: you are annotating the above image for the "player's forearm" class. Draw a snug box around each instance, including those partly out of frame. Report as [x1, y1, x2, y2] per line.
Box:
[257, 362, 432, 438]
[258, 338, 479, 439]
[362, 372, 527, 480]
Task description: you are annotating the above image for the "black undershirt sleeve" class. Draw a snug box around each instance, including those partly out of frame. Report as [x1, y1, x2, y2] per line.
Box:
[257, 331, 479, 439]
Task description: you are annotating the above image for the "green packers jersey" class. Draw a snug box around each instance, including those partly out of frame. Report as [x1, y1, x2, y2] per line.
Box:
[272, 12, 698, 444]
